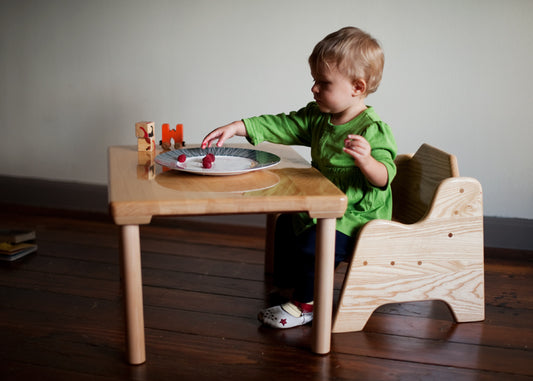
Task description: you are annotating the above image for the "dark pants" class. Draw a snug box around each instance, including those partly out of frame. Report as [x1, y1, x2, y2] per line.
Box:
[273, 214, 355, 303]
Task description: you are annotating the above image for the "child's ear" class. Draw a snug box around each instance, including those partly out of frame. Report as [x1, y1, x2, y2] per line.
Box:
[353, 79, 367, 95]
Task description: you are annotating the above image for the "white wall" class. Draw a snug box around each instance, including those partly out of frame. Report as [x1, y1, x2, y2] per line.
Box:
[1, 0, 532, 219]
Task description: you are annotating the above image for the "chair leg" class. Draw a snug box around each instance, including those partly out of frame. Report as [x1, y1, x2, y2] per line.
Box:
[441, 268, 485, 323]
[332, 265, 382, 333]
[333, 305, 376, 333]
[445, 300, 485, 323]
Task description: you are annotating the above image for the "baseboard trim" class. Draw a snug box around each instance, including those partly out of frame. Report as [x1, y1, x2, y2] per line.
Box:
[0, 175, 109, 213]
[483, 216, 533, 251]
[1, 175, 531, 251]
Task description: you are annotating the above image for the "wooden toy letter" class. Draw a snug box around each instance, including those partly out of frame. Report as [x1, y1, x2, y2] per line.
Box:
[161, 123, 183, 149]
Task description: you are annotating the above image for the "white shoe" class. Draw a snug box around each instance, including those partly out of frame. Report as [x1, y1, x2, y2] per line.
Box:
[258, 304, 313, 329]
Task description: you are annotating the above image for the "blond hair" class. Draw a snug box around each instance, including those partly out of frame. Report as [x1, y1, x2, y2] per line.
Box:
[309, 27, 384, 95]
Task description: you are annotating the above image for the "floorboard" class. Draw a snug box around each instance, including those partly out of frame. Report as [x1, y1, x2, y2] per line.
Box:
[1, 205, 532, 380]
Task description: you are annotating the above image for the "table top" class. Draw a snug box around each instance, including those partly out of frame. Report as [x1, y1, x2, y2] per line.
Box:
[108, 143, 347, 225]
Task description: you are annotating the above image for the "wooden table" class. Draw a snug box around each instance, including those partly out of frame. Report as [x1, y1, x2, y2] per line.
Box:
[108, 143, 347, 364]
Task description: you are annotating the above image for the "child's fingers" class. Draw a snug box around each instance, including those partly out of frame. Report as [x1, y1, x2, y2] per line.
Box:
[201, 135, 215, 149]
[346, 134, 364, 141]
[201, 130, 224, 149]
[344, 134, 363, 147]
[343, 146, 355, 156]
[344, 139, 364, 152]
[343, 147, 364, 165]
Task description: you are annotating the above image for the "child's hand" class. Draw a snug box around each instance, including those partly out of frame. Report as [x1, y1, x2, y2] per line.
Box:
[343, 134, 388, 188]
[343, 134, 372, 167]
[201, 121, 247, 149]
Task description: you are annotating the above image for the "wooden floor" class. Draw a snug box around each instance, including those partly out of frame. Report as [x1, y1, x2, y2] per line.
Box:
[1, 205, 532, 380]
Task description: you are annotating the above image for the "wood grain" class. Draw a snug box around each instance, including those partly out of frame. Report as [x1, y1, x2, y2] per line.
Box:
[0, 206, 532, 379]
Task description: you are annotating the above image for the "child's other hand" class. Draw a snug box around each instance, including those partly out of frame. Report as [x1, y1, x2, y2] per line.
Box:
[343, 134, 389, 188]
[343, 134, 371, 167]
[201, 121, 247, 149]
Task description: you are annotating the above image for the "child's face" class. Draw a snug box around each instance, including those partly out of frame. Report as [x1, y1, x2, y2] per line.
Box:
[311, 64, 360, 117]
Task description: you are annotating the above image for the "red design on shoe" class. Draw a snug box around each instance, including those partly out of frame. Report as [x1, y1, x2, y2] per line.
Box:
[280, 318, 287, 326]
[292, 301, 314, 313]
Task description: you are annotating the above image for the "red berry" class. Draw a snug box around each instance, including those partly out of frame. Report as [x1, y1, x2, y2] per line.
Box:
[177, 154, 186, 163]
[206, 153, 215, 162]
[202, 158, 212, 169]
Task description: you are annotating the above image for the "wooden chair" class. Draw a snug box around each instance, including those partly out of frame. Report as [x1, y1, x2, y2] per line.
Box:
[264, 144, 485, 332]
[332, 143, 485, 332]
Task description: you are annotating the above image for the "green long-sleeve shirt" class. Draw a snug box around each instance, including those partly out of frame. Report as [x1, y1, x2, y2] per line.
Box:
[244, 102, 397, 237]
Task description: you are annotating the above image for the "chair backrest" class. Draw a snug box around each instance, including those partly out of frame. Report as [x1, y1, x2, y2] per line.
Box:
[391, 144, 459, 224]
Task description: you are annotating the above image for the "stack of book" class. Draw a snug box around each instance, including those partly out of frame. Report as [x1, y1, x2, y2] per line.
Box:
[0, 229, 37, 262]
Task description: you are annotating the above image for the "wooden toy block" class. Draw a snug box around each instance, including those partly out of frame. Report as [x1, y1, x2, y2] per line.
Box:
[135, 121, 155, 139]
[137, 137, 156, 152]
[137, 163, 155, 180]
[161, 123, 184, 150]
[136, 139, 156, 179]
[137, 150, 155, 166]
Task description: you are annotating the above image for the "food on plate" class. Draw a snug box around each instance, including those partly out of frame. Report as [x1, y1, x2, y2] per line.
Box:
[202, 153, 215, 168]
[202, 156, 213, 169]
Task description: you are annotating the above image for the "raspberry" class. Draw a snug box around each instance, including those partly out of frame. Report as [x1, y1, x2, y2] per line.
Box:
[202, 157, 213, 169]
[177, 154, 186, 163]
[202, 153, 215, 168]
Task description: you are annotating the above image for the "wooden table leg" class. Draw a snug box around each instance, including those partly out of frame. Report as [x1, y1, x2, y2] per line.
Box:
[120, 225, 146, 365]
[311, 218, 336, 354]
[264, 213, 280, 275]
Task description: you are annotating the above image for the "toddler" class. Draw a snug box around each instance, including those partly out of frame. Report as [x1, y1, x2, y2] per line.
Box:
[202, 26, 397, 329]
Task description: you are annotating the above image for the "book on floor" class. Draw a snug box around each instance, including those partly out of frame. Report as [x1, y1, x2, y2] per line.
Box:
[0, 229, 36, 244]
[0, 229, 37, 261]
